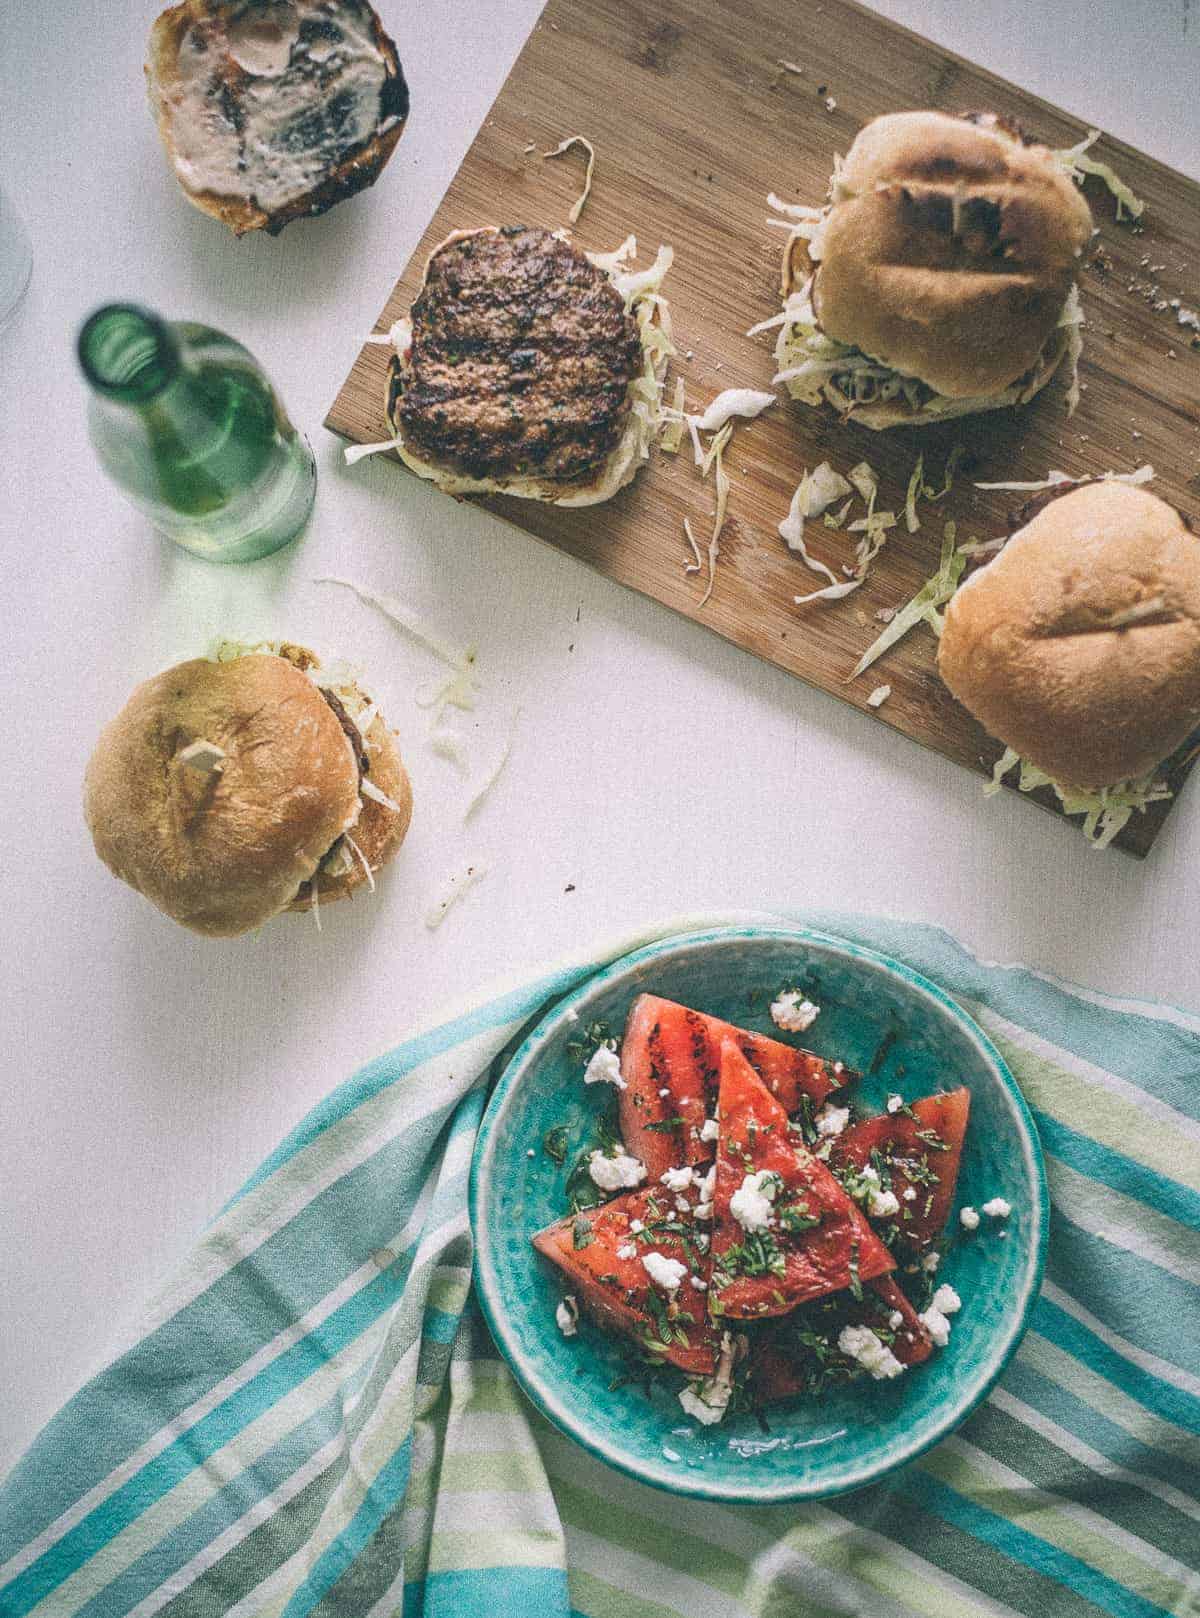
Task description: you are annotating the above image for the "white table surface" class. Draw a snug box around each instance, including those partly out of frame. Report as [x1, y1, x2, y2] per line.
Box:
[2, 0, 1198, 1477]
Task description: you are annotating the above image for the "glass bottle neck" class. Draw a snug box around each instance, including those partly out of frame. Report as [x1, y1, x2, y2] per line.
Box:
[78, 305, 184, 406]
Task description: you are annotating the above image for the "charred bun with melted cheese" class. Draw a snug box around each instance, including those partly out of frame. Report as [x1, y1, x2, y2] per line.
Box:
[938, 481, 1200, 790]
[771, 110, 1093, 428]
[84, 642, 412, 936]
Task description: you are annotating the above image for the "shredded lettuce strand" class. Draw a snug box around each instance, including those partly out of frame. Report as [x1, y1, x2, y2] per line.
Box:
[985, 747, 1170, 849]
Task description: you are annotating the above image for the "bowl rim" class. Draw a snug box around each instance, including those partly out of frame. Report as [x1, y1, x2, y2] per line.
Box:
[468, 922, 1049, 1503]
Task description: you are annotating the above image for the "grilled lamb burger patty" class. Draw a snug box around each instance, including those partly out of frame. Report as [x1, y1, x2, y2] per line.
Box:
[383, 226, 670, 504]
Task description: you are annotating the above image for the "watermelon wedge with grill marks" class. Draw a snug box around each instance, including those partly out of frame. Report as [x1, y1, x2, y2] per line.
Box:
[619, 993, 849, 1180]
[829, 1089, 970, 1251]
[749, 1276, 933, 1402]
[531, 1179, 719, 1375]
[709, 1040, 893, 1320]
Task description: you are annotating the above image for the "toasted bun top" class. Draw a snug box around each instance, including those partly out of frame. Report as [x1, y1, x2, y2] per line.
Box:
[812, 111, 1092, 398]
[84, 654, 362, 936]
[939, 482, 1200, 787]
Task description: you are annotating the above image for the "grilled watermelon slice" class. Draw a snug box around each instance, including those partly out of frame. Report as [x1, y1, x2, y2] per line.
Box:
[531, 1180, 719, 1375]
[709, 1040, 893, 1320]
[619, 993, 848, 1180]
[750, 1275, 933, 1402]
[829, 1089, 970, 1251]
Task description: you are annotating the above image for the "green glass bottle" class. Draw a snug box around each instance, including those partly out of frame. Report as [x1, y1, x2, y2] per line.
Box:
[78, 304, 316, 562]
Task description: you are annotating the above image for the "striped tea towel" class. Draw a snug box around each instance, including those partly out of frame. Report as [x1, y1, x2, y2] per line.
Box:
[2, 911, 1198, 1618]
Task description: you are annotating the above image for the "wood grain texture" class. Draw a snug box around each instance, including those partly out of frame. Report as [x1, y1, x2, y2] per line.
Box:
[326, 0, 1200, 855]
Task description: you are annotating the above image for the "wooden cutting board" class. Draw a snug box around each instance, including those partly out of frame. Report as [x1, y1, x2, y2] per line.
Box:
[326, 0, 1200, 856]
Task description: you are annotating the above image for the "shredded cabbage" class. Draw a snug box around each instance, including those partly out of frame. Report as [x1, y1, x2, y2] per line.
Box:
[682, 516, 702, 575]
[781, 457, 901, 604]
[767, 267, 1078, 426]
[1058, 284, 1084, 414]
[586, 234, 636, 276]
[361, 777, 404, 815]
[344, 436, 401, 466]
[800, 463, 852, 525]
[1054, 130, 1144, 221]
[688, 388, 776, 432]
[464, 708, 520, 821]
[659, 377, 687, 453]
[698, 439, 731, 609]
[975, 464, 1154, 492]
[425, 862, 487, 929]
[883, 444, 952, 550]
[554, 241, 677, 507]
[985, 747, 1170, 850]
[850, 522, 966, 678]
[429, 727, 469, 773]
[313, 576, 475, 676]
[343, 833, 376, 892]
[778, 473, 836, 581]
[905, 456, 924, 533]
[542, 135, 596, 224]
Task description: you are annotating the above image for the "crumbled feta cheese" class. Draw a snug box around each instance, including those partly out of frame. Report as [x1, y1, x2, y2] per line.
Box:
[678, 1386, 725, 1425]
[932, 1284, 962, 1316]
[982, 1197, 1011, 1219]
[588, 1149, 646, 1191]
[921, 1250, 940, 1272]
[815, 1104, 850, 1138]
[697, 1165, 717, 1201]
[642, 1251, 687, 1291]
[691, 1275, 708, 1291]
[902, 1187, 917, 1202]
[555, 1296, 578, 1337]
[886, 1093, 904, 1114]
[661, 1165, 695, 1192]
[730, 1170, 779, 1232]
[867, 1187, 901, 1219]
[694, 1202, 713, 1221]
[582, 1042, 626, 1089]
[888, 1309, 904, 1330]
[770, 990, 821, 1032]
[959, 1205, 980, 1230]
[699, 1117, 720, 1143]
[616, 1243, 637, 1260]
[919, 1297, 956, 1347]
[860, 1165, 880, 1185]
[658, 1087, 670, 1098]
[679, 1330, 740, 1424]
[629, 1218, 644, 1234]
[838, 1324, 905, 1379]
[867, 684, 891, 709]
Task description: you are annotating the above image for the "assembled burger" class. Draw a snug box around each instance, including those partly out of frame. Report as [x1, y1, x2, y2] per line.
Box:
[767, 110, 1093, 428]
[939, 480, 1200, 822]
[84, 641, 412, 935]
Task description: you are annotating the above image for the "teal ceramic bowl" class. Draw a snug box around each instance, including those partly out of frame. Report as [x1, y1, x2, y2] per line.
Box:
[469, 925, 1048, 1502]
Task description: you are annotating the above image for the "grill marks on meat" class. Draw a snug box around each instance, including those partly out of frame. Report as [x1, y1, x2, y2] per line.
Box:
[394, 227, 641, 486]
